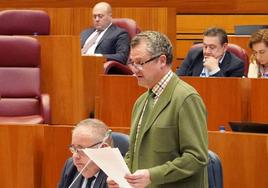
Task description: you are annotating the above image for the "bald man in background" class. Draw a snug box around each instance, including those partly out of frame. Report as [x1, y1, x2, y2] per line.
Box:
[80, 2, 130, 64]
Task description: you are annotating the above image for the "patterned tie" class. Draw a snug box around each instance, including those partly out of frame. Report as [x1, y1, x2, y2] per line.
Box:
[82, 30, 102, 54]
[86, 176, 96, 188]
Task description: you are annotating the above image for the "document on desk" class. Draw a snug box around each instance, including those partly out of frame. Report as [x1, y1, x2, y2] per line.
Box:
[83, 147, 131, 188]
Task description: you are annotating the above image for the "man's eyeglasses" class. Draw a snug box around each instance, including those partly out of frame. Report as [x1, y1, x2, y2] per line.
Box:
[69, 141, 103, 155]
[127, 53, 162, 70]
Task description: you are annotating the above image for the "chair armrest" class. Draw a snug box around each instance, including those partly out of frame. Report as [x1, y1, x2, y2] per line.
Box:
[40, 93, 50, 124]
[104, 61, 133, 75]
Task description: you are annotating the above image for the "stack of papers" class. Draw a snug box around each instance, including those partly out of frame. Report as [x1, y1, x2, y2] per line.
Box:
[83, 147, 131, 188]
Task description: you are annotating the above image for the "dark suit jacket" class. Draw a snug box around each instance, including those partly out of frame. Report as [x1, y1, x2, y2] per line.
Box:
[176, 47, 245, 77]
[58, 158, 108, 188]
[80, 24, 130, 64]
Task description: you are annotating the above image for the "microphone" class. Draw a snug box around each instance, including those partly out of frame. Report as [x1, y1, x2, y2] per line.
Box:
[68, 129, 112, 188]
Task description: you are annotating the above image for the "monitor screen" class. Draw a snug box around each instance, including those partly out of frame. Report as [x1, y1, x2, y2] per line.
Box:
[229, 121, 268, 134]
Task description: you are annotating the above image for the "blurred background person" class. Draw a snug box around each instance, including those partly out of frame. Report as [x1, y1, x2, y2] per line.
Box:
[176, 27, 244, 77]
[80, 2, 130, 64]
[248, 29, 268, 78]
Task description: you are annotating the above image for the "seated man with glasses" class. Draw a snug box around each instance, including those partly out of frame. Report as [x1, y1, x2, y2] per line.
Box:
[58, 118, 112, 188]
[108, 31, 208, 188]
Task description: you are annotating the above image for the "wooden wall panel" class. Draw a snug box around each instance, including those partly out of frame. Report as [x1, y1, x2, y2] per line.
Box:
[176, 15, 268, 34]
[1, 0, 268, 14]
[0, 7, 176, 49]
[96, 76, 250, 131]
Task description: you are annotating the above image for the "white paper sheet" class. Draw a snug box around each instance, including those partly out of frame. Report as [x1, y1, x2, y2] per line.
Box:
[83, 147, 131, 188]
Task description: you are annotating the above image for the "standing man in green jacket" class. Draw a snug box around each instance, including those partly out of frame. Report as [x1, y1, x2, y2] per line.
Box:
[108, 31, 208, 188]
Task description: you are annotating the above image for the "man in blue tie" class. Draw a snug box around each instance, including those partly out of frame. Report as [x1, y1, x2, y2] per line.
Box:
[58, 118, 112, 188]
[176, 27, 244, 77]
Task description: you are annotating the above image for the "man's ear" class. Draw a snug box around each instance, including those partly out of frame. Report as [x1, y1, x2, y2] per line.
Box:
[159, 54, 167, 67]
[222, 43, 228, 52]
[100, 142, 109, 148]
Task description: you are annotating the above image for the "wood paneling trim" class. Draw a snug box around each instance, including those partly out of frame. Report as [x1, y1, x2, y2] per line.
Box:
[1, 0, 268, 14]
[176, 15, 268, 34]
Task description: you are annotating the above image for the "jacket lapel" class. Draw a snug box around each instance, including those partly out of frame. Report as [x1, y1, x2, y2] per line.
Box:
[93, 170, 106, 188]
[128, 93, 147, 154]
[70, 171, 84, 188]
[140, 74, 179, 140]
[96, 24, 115, 48]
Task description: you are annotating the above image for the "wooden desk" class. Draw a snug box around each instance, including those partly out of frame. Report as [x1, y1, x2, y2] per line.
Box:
[182, 77, 249, 130]
[38, 36, 85, 124]
[1, 125, 267, 188]
[248, 78, 268, 122]
[0, 124, 43, 188]
[96, 75, 145, 127]
[42, 125, 73, 188]
[37, 36, 106, 125]
[82, 56, 106, 117]
[96, 76, 250, 130]
[209, 131, 268, 188]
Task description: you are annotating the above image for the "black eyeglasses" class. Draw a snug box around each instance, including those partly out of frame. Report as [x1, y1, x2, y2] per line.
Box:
[127, 53, 163, 70]
[69, 141, 103, 155]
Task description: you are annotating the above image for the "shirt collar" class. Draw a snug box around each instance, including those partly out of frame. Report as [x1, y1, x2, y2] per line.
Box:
[151, 70, 173, 98]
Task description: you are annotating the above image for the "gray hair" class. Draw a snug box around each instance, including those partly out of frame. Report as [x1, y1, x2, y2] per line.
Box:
[131, 31, 173, 65]
[73, 118, 111, 144]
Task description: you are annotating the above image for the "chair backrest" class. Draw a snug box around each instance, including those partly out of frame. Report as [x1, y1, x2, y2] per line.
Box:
[0, 36, 50, 124]
[111, 132, 129, 157]
[112, 18, 141, 39]
[208, 150, 223, 188]
[191, 43, 249, 76]
[0, 10, 50, 35]
[104, 60, 133, 75]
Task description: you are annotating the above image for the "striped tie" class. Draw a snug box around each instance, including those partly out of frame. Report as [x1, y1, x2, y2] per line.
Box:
[82, 30, 102, 54]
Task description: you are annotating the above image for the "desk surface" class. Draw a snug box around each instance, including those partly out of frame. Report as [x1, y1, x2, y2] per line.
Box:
[0, 124, 267, 188]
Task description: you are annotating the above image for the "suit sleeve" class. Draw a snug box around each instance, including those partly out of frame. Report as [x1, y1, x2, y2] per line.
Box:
[211, 56, 245, 77]
[176, 49, 195, 76]
[148, 94, 208, 184]
[103, 30, 130, 64]
[57, 159, 69, 188]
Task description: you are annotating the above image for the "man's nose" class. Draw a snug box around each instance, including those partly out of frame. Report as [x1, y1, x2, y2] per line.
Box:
[204, 47, 211, 54]
[73, 152, 80, 159]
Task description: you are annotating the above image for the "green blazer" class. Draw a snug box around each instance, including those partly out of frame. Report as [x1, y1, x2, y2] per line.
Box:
[125, 74, 209, 188]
